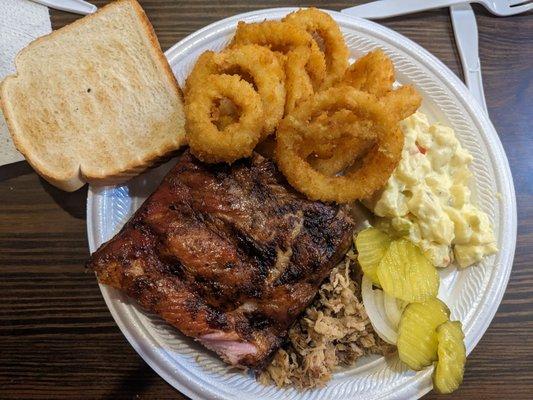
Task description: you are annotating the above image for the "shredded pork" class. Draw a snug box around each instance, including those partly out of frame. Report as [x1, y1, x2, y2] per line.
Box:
[259, 249, 395, 389]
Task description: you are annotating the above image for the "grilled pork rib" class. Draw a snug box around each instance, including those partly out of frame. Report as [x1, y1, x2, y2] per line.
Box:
[87, 152, 354, 368]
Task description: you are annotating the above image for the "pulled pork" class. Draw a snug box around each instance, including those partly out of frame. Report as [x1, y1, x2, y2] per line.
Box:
[259, 250, 395, 389]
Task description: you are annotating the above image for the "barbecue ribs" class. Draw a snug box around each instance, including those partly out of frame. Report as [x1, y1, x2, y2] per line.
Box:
[87, 151, 355, 369]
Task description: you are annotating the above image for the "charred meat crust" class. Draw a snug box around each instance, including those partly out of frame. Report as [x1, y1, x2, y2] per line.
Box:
[87, 151, 354, 369]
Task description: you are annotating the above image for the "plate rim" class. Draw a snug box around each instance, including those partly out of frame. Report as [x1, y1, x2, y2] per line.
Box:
[87, 7, 517, 400]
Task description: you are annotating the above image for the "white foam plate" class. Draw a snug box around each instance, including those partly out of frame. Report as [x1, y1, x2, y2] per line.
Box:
[87, 8, 517, 400]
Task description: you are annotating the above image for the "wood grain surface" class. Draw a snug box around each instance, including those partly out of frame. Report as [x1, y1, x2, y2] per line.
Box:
[0, 1, 531, 399]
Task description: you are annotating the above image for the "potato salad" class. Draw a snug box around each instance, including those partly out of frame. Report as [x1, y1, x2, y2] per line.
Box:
[370, 112, 497, 268]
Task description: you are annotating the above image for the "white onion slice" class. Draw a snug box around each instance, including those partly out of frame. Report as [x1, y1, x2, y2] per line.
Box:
[383, 291, 403, 329]
[361, 275, 398, 344]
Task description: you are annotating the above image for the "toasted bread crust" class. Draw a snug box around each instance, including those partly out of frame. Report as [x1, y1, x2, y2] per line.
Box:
[128, 0, 184, 98]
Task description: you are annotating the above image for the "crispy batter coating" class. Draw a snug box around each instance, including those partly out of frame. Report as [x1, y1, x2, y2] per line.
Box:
[185, 45, 285, 137]
[283, 8, 349, 88]
[275, 87, 403, 203]
[185, 74, 263, 163]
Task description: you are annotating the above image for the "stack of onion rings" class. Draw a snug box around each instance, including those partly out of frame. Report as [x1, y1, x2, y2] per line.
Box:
[183, 8, 423, 204]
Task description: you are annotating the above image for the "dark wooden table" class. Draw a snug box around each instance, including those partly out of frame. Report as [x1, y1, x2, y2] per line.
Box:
[1, 1, 531, 399]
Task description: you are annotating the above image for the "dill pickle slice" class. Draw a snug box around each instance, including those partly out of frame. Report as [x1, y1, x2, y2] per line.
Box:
[397, 298, 450, 370]
[433, 321, 466, 394]
[377, 239, 439, 302]
[355, 227, 392, 284]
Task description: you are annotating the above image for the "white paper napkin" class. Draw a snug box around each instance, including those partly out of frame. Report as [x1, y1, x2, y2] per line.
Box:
[0, 0, 52, 165]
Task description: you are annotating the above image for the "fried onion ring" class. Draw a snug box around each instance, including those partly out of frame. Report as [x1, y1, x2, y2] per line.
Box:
[309, 137, 375, 176]
[300, 110, 368, 156]
[283, 8, 349, 88]
[230, 20, 326, 89]
[275, 87, 402, 202]
[315, 50, 420, 176]
[303, 110, 376, 175]
[381, 84, 422, 122]
[310, 88, 420, 176]
[343, 49, 395, 97]
[185, 45, 285, 137]
[342, 50, 422, 119]
[284, 46, 315, 114]
[308, 85, 421, 176]
[185, 74, 263, 163]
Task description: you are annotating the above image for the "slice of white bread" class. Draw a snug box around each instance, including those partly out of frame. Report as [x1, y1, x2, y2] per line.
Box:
[0, 0, 185, 191]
